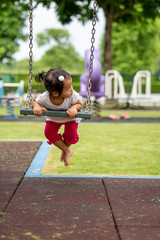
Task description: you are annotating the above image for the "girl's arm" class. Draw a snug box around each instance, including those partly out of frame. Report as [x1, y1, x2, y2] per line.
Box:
[32, 98, 47, 117]
[66, 100, 82, 118]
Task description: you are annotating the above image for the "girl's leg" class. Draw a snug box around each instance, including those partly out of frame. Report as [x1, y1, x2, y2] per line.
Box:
[60, 121, 79, 164]
[54, 140, 73, 166]
[60, 142, 71, 162]
[44, 121, 62, 144]
[44, 121, 73, 166]
[63, 121, 79, 145]
[45, 121, 78, 166]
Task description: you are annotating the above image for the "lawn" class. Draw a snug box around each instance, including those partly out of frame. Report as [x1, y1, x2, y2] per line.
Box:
[42, 123, 160, 176]
[100, 109, 160, 118]
[0, 122, 45, 140]
[0, 122, 160, 177]
[1, 106, 160, 118]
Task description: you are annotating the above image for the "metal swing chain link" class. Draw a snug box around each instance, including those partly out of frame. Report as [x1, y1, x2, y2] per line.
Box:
[85, 0, 97, 112]
[25, 0, 33, 108]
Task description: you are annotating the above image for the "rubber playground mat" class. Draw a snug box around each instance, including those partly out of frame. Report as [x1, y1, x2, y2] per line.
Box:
[0, 141, 160, 240]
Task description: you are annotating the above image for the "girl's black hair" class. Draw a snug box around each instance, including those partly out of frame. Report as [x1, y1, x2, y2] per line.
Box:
[35, 68, 71, 96]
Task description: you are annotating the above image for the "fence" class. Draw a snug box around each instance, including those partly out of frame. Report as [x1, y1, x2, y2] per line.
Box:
[0, 72, 160, 94]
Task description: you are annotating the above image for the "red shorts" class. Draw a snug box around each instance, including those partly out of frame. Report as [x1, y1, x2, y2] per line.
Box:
[44, 121, 79, 145]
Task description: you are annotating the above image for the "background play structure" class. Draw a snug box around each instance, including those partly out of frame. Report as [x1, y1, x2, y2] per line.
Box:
[79, 50, 160, 107]
[0, 49, 160, 117]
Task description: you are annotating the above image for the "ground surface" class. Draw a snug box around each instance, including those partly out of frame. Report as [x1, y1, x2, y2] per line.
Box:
[1, 114, 160, 123]
[0, 141, 160, 240]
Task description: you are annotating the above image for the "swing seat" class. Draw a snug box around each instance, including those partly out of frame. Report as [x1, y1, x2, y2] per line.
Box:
[20, 107, 92, 119]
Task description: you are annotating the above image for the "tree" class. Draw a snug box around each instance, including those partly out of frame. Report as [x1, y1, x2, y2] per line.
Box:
[35, 28, 84, 73]
[2, 0, 160, 72]
[0, 1, 27, 62]
[34, 0, 160, 72]
[100, 18, 160, 74]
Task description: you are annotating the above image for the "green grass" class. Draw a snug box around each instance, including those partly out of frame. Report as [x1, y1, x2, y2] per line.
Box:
[0, 106, 21, 116]
[100, 110, 160, 118]
[1, 106, 160, 118]
[42, 123, 160, 177]
[0, 122, 45, 140]
[0, 122, 160, 177]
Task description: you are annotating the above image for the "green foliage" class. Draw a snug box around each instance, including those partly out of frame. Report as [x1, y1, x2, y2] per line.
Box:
[1, 0, 160, 74]
[35, 28, 84, 74]
[34, 0, 160, 24]
[0, 1, 27, 62]
[36, 29, 70, 46]
[108, 0, 160, 22]
[114, 18, 160, 74]
[36, 45, 84, 74]
[100, 18, 160, 74]
[1, 0, 160, 71]
[35, 0, 93, 24]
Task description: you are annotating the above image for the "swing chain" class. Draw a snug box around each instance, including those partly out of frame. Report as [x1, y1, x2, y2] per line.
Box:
[25, 0, 96, 110]
[85, 0, 97, 112]
[25, 0, 33, 108]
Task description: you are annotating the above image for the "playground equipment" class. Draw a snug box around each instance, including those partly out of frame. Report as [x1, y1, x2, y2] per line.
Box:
[20, 0, 98, 119]
[0, 97, 17, 119]
[105, 70, 128, 100]
[129, 70, 160, 106]
[130, 70, 151, 98]
[79, 49, 105, 100]
[0, 80, 24, 108]
[129, 70, 151, 106]
[105, 70, 160, 106]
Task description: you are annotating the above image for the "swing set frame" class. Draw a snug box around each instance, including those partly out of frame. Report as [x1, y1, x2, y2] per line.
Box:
[20, 0, 97, 120]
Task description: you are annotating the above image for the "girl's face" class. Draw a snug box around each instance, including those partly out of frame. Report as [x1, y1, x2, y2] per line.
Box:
[61, 77, 73, 98]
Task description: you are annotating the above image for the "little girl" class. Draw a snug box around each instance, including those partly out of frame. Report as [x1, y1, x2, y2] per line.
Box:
[32, 68, 82, 167]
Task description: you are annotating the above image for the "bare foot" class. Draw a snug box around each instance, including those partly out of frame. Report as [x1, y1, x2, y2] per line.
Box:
[64, 148, 73, 167]
[60, 151, 65, 162]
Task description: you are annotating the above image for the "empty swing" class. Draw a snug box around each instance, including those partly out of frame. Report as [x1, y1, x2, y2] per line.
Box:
[20, 0, 97, 119]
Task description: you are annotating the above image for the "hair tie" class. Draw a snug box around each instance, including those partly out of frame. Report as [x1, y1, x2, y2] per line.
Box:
[58, 75, 64, 81]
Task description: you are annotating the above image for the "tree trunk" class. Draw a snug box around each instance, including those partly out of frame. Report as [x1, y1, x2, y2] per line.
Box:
[103, 6, 113, 72]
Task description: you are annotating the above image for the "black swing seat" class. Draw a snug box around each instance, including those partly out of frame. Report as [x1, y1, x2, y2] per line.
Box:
[20, 107, 92, 119]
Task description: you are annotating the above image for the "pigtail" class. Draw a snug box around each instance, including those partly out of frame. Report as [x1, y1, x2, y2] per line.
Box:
[35, 68, 71, 96]
[35, 71, 46, 83]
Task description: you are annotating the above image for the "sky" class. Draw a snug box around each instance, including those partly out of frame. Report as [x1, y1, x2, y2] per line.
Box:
[13, 2, 105, 61]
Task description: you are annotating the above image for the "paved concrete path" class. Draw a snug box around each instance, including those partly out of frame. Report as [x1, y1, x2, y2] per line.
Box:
[0, 141, 160, 240]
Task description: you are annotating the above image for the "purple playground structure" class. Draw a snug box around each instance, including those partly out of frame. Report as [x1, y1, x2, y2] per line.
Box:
[79, 49, 105, 99]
